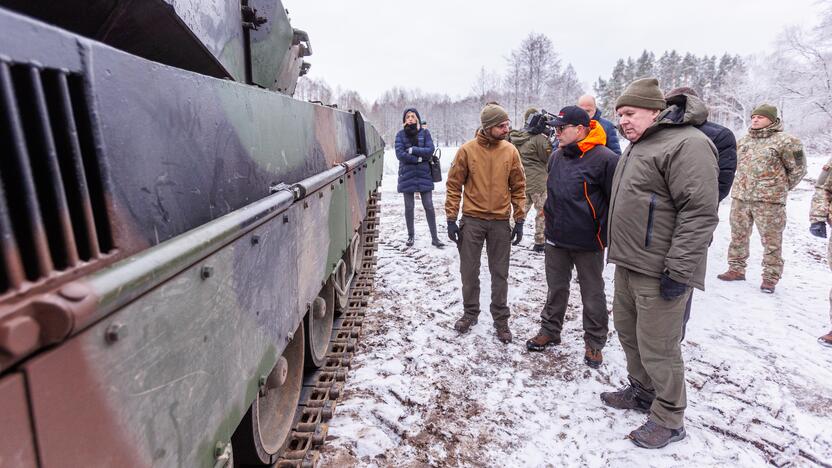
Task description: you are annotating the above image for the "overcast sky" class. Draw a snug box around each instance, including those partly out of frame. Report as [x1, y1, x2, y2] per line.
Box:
[286, 1, 821, 102]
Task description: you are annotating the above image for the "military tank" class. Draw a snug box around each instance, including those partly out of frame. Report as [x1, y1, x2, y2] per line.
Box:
[0, 1, 383, 466]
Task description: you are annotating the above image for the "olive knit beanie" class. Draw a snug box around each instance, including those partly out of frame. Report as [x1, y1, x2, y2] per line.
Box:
[751, 104, 778, 122]
[523, 107, 539, 124]
[481, 104, 510, 130]
[615, 77, 667, 111]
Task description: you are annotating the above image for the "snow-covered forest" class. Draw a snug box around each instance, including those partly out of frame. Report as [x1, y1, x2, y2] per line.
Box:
[296, 2, 832, 152]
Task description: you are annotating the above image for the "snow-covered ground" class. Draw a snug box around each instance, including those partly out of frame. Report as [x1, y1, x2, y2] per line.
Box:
[319, 148, 832, 467]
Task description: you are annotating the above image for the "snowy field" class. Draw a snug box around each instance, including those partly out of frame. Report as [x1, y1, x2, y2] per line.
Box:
[319, 148, 832, 467]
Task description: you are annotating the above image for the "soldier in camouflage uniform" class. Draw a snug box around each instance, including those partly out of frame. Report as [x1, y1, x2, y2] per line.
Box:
[718, 104, 806, 293]
[509, 107, 553, 252]
[808, 158, 832, 347]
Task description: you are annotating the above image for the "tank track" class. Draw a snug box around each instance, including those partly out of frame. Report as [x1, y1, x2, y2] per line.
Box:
[275, 190, 380, 467]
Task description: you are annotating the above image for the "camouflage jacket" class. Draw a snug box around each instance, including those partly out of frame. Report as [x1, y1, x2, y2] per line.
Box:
[732, 120, 806, 204]
[810, 156, 832, 224]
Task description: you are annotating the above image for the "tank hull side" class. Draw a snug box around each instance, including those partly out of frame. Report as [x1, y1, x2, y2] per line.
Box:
[25, 177, 371, 468]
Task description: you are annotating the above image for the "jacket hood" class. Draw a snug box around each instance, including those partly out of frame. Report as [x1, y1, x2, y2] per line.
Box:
[661, 94, 709, 127]
[578, 120, 608, 154]
[509, 129, 531, 146]
[476, 128, 503, 147]
[402, 107, 422, 128]
[748, 119, 783, 138]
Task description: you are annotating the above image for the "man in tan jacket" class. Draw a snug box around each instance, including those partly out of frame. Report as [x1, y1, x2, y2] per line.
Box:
[446, 103, 526, 343]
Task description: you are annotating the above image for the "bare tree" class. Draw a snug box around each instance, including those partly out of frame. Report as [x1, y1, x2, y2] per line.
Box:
[471, 66, 502, 106]
[505, 33, 561, 122]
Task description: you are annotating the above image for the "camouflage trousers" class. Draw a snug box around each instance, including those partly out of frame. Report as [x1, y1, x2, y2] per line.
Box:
[727, 199, 786, 282]
[526, 191, 547, 245]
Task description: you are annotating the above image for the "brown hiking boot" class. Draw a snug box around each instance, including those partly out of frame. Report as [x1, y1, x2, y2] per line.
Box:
[819, 331, 832, 347]
[453, 315, 477, 333]
[628, 420, 686, 449]
[525, 332, 561, 351]
[600, 379, 654, 413]
[717, 270, 745, 281]
[760, 280, 776, 294]
[584, 346, 603, 369]
[495, 323, 512, 344]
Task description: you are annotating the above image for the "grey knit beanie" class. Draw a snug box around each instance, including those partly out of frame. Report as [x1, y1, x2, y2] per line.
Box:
[615, 78, 667, 111]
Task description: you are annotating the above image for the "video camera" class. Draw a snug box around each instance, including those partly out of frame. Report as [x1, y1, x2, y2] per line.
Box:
[525, 109, 558, 136]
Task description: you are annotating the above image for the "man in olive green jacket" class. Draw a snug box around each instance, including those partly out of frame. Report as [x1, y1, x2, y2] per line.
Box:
[601, 78, 719, 449]
[509, 107, 553, 251]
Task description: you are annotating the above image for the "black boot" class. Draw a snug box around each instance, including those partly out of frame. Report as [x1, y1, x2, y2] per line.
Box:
[532, 243, 545, 253]
[431, 238, 445, 248]
[405, 236, 414, 247]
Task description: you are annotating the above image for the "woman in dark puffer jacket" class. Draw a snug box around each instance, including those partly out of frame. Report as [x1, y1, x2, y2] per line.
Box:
[395, 107, 444, 248]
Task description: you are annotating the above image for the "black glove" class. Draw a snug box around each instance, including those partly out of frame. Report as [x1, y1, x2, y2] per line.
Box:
[810, 221, 827, 238]
[447, 220, 460, 244]
[660, 273, 687, 301]
[511, 221, 524, 246]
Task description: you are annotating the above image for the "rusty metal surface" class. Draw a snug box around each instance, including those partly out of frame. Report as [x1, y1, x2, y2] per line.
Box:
[0, 373, 38, 468]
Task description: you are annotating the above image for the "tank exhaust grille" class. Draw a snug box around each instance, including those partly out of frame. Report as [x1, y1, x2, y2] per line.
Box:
[0, 60, 113, 295]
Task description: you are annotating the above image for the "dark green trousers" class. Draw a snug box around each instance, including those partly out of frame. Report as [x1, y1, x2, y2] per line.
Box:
[613, 266, 689, 429]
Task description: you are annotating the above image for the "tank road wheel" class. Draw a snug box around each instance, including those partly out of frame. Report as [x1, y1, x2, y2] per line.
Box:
[231, 323, 305, 465]
[305, 279, 335, 368]
[333, 232, 363, 312]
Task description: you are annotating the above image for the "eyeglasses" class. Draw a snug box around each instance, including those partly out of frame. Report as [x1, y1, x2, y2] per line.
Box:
[554, 124, 576, 133]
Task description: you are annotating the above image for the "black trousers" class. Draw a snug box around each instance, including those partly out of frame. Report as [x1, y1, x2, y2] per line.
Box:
[403, 191, 438, 240]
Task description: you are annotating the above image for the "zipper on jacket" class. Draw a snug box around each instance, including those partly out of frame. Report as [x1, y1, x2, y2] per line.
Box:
[645, 193, 657, 248]
[583, 181, 604, 250]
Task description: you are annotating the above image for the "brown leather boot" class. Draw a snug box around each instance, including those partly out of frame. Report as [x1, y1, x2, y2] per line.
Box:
[628, 420, 686, 449]
[495, 323, 512, 344]
[453, 315, 477, 333]
[584, 346, 603, 368]
[818, 331, 832, 347]
[760, 280, 776, 294]
[600, 378, 654, 413]
[525, 332, 561, 351]
[717, 270, 745, 281]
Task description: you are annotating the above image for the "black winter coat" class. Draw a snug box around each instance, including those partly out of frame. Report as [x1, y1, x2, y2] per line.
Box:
[544, 129, 619, 251]
[697, 121, 737, 201]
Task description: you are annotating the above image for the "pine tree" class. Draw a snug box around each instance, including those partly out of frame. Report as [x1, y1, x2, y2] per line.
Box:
[635, 50, 656, 79]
